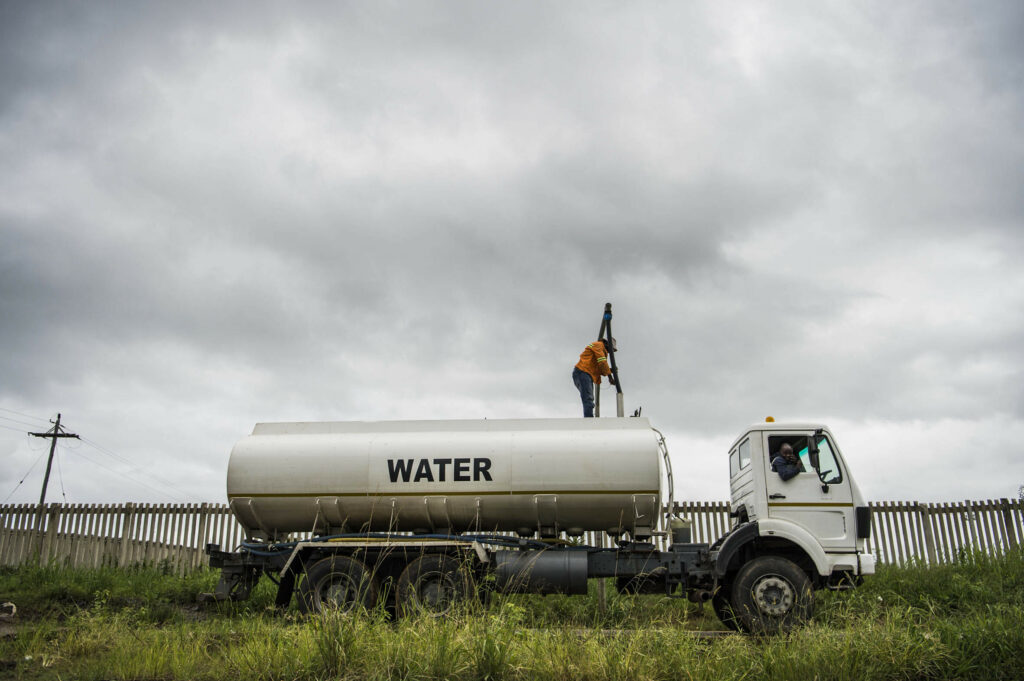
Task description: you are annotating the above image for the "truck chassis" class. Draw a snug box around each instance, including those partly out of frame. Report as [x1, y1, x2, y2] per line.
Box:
[203, 521, 828, 634]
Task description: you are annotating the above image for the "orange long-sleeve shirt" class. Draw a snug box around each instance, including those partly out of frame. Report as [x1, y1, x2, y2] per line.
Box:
[575, 341, 612, 384]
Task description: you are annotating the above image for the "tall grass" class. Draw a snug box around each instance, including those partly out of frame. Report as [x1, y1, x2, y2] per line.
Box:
[0, 561, 276, 617]
[2, 549, 1022, 680]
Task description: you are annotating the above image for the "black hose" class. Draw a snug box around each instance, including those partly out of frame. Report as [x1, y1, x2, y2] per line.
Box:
[238, 532, 587, 555]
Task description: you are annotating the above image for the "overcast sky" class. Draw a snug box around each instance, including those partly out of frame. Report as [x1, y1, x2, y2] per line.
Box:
[2, 1, 1023, 508]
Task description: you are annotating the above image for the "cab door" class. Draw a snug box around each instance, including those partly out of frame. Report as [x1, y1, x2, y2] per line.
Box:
[763, 430, 856, 552]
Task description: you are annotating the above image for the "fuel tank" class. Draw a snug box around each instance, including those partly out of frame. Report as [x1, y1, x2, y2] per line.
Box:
[226, 418, 662, 541]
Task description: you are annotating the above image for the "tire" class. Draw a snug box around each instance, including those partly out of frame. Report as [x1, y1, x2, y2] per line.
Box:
[730, 556, 813, 634]
[711, 582, 740, 631]
[296, 555, 380, 615]
[396, 554, 474, 617]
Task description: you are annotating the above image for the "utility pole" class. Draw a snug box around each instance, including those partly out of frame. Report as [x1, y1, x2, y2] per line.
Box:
[29, 413, 79, 560]
[30, 413, 79, 506]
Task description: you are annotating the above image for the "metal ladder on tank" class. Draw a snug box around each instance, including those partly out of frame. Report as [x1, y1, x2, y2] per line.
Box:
[652, 427, 677, 536]
[594, 302, 624, 418]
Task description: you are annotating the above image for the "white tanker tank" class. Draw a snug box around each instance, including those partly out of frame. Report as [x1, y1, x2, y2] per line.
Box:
[227, 417, 666, 541]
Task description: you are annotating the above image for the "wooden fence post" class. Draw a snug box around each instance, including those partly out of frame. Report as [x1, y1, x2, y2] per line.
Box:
[0, 505, 13, 566]
[193, 503, 210, 571]
[6, 505, 24, 566]
[999, 499, 1019, 549]
[118, 503, 136, 568]
[40, 504, 62, 565]
[916, 503, 937, 564]
[1010, 498, 1022, 548]
[966, 500, 981, 551]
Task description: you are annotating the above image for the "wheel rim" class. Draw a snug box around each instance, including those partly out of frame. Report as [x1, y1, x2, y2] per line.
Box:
[317, 573, 363, 611]
[751, 574, 795, 617]
[414, 570, 459, 613]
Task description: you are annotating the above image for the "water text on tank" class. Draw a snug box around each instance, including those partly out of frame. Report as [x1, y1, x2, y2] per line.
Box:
[386, 457, 493, 483]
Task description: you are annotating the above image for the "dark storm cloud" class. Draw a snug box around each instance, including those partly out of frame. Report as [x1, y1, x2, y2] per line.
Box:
[2, 1, 1024, 503]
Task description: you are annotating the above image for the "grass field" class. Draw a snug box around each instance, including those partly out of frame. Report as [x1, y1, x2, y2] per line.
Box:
[1, 549, 1023, 680]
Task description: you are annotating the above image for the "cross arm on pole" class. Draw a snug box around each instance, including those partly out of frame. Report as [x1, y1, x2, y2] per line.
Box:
[27, 413, 79, 508]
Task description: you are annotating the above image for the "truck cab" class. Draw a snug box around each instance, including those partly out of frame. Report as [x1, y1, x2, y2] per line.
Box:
[701, 420, 875, 632]
[726, 420, 875, 582]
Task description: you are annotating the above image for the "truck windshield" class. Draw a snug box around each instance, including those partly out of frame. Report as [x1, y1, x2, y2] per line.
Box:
[813, 435, 843, 484]
[768, 434, 843, 485]
[794, 436, 843, 484]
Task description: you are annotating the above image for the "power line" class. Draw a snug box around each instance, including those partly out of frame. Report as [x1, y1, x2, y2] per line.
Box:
[0, 407, 49, 424]
[80, 436, 137, 466]
[9, 414, 203, 503]
[0, 414, 46, 430]
[51, 418, 198, 501]
[71, 448, 184, 502]
[55, 445, 68, 503]
[2, 450, 48, 503]
[0, 423, 33, 434]
[77, 435, 203, 502]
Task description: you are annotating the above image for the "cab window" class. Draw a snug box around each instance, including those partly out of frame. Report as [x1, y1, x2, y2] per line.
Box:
[767, 435, 809, 474]
[730, 438, 751, 477]
[738, 438, 751, 469]
[767, 434, 843, 484]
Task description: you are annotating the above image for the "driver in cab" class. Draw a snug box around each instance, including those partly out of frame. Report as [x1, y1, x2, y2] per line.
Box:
[771, 443, 804, 481]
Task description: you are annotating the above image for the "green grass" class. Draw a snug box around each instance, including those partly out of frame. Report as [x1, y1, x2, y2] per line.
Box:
[2, 549, 1023, 680]
[0, 561, 248, 619]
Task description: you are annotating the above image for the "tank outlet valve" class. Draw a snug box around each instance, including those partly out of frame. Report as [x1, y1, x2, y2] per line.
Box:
[687, 589, 713, 603]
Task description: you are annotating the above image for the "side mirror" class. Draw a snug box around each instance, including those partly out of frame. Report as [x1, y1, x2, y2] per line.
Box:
[810, 429, 823, 469]
[808, 444, 820, 471]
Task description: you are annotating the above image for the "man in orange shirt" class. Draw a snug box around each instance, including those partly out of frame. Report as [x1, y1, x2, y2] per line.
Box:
[572, 339, 615, 417]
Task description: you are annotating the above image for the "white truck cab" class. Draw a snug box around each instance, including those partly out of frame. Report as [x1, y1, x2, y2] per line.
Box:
[725, 420, 876, 583]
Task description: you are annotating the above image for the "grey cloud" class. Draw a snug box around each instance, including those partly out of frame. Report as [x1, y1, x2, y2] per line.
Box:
[2, 1, 1024, 503]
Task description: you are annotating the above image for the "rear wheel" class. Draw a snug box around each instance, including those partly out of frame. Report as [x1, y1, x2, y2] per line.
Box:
[730, 556, 813, 634]
[297, 555, 380, 615]
[397, 554, 474, 617]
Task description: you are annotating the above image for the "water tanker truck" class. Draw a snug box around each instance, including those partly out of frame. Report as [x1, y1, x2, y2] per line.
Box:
[203, 417, 874, 632]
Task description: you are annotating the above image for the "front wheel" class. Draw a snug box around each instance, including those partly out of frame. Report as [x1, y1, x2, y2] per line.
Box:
[730, 556, 813, 634]
[711, 582, 740, 631]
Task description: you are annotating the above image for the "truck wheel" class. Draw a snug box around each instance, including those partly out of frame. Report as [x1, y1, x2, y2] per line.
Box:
[397, 554, 473, 617]
[711, 583, 740, 631]
[297, 555, 379, 615]
[730, 556, 813, 634]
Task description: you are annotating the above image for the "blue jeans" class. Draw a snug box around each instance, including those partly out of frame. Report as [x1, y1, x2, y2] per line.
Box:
[572, 367, 595, 417]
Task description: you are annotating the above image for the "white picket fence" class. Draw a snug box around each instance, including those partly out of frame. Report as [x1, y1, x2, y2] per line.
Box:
[1, 499, 1021, 573]
[668, 499, 1024, 565]
[0, 503, 243, 575]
